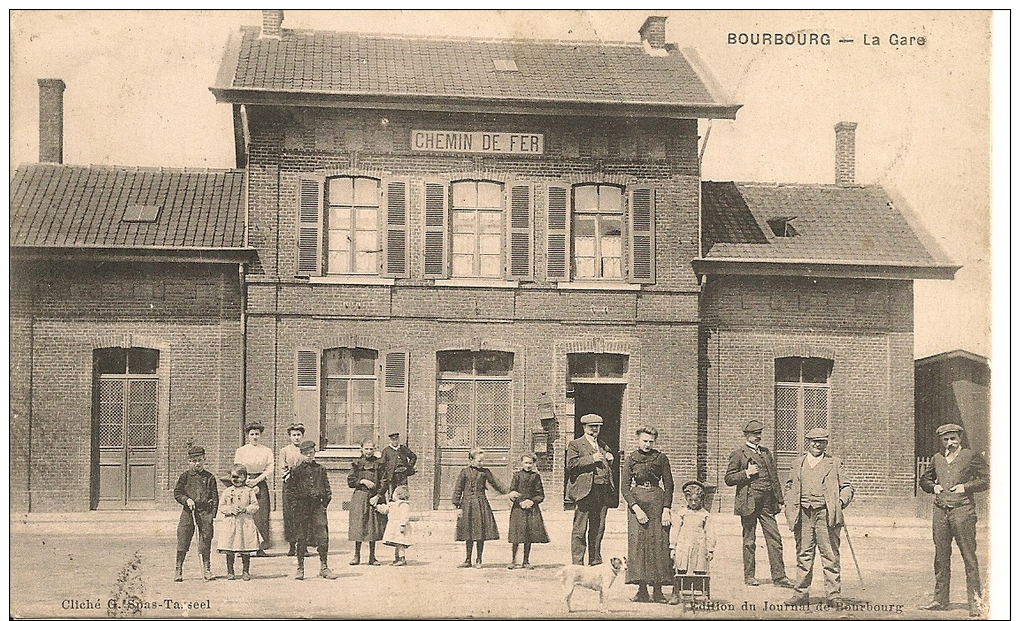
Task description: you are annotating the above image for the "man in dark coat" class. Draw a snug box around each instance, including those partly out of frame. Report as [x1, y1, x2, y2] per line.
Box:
[724, 420, 794, 588]
[173, 445, 219, 582]
[566, 413, 616, 566]
[919, 424, 989, 617]
[288, 440, 337, 580]
[381, 431, 418, 500]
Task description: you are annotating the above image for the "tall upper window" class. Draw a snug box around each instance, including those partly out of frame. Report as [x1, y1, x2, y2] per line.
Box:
[322, 348, 378, 448]
[451, 181, 503, 278]
[572, 185, 624, 280]
[775, 357, 833, 456]
[326, 177, 380, 275]
[546, 183, 655, 284]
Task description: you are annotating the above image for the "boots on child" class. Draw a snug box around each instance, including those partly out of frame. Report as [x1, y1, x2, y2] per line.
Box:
[295, 553, 305, 580]
[174, 551, 186, 582]
[201, 554, 214, 581]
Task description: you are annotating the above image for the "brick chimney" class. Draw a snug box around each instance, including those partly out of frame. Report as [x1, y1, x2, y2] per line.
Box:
[639, 16, 667, 49]
[261, 10, 284, 38]
[38, 78, 65, 164]
[834, 121, 858, 186]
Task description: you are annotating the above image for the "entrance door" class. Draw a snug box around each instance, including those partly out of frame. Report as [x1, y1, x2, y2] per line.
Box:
[93, 348, 159, 509]
[566, 383, 624, 508]
[434, 351, 514, 509]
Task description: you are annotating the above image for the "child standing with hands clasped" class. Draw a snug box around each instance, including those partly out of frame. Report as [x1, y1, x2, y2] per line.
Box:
[507, 453, 549, 570]
[216, 464, 262, 580]
[668, 480, 716, 605]
[382, 485, 413, 566]
[453, 448, 513, 568]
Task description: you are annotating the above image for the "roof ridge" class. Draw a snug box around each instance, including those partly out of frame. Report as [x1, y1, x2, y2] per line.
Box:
[732, 181, 885, 189]
[239, 24, 641, 48]
[17, 163, 243, 175]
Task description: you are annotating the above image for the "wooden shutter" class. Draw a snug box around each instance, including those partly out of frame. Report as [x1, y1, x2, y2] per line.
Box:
[296, 177, 324, 276]
[380, 351, 410, 444]
[383, 178, 409, 278]
[545, 183, 570, 281]
[507, 183, 534, 280]
[423, 181, 449, 278]
[629, 185, 655, 284]
[294, 349, 321, 447]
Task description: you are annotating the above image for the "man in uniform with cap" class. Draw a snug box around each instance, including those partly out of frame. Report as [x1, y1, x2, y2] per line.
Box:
[288, 440, 338, 580]
[381, 431, 418, 501]
[566, 413, 616, 565]
[783, 428, 854, 607]
[918, 423, 989, 617]
[173, 445, 219, 581]
[725, 420, 794, 588]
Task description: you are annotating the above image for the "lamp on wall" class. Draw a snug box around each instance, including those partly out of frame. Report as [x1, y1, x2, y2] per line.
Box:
[537, 391, 555, 421]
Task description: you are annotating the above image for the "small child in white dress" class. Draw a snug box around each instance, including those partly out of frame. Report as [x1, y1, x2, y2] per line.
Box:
[668, 480, 716, 605]
[382, 485, 412, 566]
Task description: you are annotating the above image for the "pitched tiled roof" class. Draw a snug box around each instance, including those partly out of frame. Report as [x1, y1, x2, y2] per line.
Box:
[212, 27, 737, 116]
[10, 164, 246, 249]
[699, 181, 957, 273]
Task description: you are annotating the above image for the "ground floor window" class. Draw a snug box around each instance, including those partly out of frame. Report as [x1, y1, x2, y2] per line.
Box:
[322, 347, 378, 448]
[775, 357, 832, 475]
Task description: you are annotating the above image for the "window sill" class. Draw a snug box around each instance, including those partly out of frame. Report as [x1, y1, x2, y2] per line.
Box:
[308, 275, 396, 286]
[433, 279, 520, 289]
[315, 447, 365, 460]
[556, 281, 642, 291]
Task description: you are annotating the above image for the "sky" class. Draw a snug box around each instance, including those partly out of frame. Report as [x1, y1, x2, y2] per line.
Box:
[8, 10, 994, 359]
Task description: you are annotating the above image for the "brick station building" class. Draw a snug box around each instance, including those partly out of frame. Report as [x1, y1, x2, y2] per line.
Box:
[10, 12, 957, 515]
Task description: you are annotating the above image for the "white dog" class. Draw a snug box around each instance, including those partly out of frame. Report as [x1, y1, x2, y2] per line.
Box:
[558, 557, 627, 613]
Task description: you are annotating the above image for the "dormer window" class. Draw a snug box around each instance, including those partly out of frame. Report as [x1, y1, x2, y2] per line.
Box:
[492, 59, 518, 72]
[767, 216, 797, 238]
[123, 205, 160, 223]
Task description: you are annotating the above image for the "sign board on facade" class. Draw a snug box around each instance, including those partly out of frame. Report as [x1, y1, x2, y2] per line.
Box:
[411, 130, 544, 154]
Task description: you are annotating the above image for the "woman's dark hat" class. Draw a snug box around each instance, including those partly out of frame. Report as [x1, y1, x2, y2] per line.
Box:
[244, 421, 265, 434]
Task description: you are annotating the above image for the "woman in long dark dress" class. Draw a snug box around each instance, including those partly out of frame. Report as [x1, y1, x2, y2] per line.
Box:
[621, 425, 675, 603]
[452, 448, 511, 568]
[347, 439, 389, 566]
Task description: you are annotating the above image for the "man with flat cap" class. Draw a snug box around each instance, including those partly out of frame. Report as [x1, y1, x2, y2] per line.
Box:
[919, 423, 989, 617]
[289, 440, 338, 580]
[783, 428, 854, 608]
[724, 420, 794, 588]
[381, 431, 418, 501]
[173, 445, 219, 581]
[566, 413, 616, 565]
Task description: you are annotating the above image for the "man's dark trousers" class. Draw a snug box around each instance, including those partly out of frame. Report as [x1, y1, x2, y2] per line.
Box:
[742, 492, 786, 582]
[933, 504, 981, 604]
[572, 484, 612, 565]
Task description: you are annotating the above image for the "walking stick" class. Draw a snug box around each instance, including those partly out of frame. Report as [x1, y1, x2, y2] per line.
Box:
[841, 521, 866, 591]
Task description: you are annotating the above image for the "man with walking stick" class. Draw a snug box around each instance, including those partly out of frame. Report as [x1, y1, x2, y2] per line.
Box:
[782, 428, 854, 608]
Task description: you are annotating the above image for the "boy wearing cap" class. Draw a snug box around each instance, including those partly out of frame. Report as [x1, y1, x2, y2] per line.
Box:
[173, 446, 219, 582]
[288, 440, 337, 580]
[280, 422, 307, 556]
[918, 424, 989, 617]
[566, 413, 616, 566]
[724, 420, 793, 588]
[782, 428, 854, 608]
[381, 431, 418, 500]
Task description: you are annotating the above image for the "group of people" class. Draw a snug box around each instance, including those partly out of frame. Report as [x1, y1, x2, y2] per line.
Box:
[172, 416, 988, 616]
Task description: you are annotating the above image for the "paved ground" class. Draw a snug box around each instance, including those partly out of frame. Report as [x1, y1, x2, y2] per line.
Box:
[11, 510, 990, 619]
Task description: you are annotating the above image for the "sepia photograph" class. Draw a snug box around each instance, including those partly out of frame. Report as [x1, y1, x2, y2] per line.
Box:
[9, 9, 1002, 619]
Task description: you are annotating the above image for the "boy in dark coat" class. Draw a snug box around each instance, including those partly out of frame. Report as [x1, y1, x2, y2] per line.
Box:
[173, 445, 219, 582]
[289, 440, 337, 580]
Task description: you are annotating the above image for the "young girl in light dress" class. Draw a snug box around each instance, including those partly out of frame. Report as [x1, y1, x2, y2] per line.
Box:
[382, 485, 412, 566]
[216, 464, 263, 580]
[668, 480, 716, 605]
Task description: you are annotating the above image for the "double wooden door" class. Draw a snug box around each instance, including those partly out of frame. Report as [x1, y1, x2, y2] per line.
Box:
[95, 376, 158, 507]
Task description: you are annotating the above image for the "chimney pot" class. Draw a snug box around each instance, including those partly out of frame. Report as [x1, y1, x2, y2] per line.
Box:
[834, 121, 858, 186]
[261, 10, 284, 38]
[38, 78, 65, 164]
[639, 16, 668, 49]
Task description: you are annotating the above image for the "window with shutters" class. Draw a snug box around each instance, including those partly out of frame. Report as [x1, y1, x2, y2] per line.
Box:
[451, 181, 504, 278]
[326, 177, 380, 275]
[321, 348, 378, 448]
[774, 357, 833, 463]
[572, 184, 624, 280]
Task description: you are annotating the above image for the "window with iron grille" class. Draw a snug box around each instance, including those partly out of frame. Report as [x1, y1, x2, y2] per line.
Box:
[437, 351, 513, 449]
[94, 347, 159, 451]
[775, 357, 833, 458]
[326, 177, 381, 275]
[322, 348, 378, 448]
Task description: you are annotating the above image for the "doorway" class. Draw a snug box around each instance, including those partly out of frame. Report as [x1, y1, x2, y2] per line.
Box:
[91, 347, 159, 509]
[566, 383, 624, 508]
